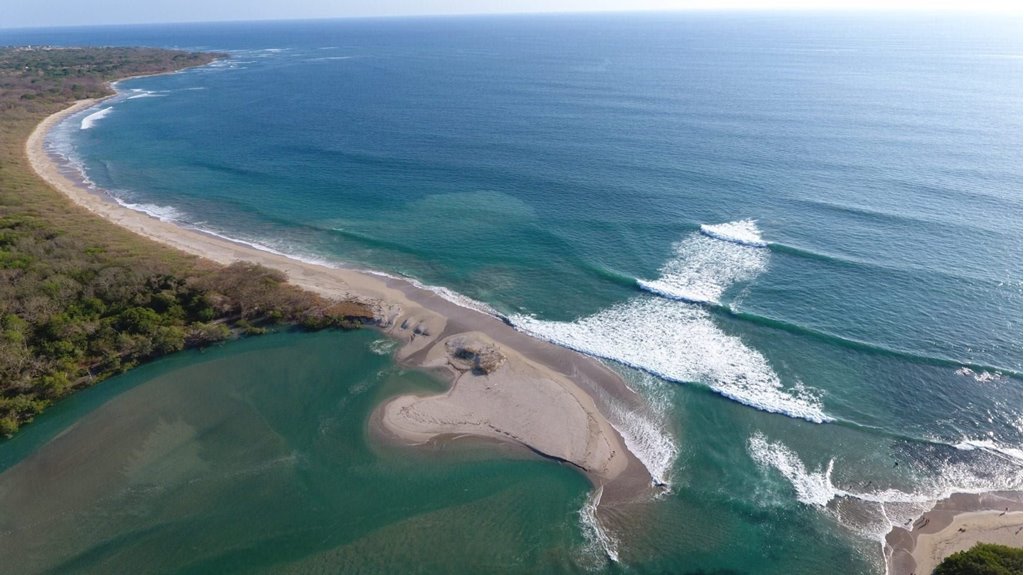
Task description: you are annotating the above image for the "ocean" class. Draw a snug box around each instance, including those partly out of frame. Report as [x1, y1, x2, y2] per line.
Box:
[0, 12, 1021, 574]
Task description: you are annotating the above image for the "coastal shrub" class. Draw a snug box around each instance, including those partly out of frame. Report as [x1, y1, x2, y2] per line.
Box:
[933, 543, 1023, 575]
[0, 47, 377, 437]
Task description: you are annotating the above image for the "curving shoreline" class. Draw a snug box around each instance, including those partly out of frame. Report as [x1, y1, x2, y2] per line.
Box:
[26, 93, 656, 502]
[885, 491, 1023, 575]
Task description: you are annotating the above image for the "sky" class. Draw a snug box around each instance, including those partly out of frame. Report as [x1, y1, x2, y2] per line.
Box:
[1, 0, 1021, 29]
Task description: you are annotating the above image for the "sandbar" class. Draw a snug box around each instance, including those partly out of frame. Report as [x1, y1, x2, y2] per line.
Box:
[25, 93, 655, 502]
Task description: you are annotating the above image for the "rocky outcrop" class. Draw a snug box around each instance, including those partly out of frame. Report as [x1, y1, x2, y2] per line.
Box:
[445, 336, 506, 375]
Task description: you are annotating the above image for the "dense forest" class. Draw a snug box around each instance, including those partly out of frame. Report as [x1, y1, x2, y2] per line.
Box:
[0, 47, 375, 436]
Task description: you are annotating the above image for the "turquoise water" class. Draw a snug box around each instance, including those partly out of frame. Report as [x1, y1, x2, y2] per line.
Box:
[2, 12, 1022, 573]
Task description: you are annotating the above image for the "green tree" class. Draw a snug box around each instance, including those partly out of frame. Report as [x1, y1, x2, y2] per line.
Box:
[0, 47, 374, 438]
[933, 543, 1023, 575]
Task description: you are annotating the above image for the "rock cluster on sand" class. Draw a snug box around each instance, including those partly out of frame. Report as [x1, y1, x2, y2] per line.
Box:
[445, 336, 506, 375]
[377, 332, 628, 481]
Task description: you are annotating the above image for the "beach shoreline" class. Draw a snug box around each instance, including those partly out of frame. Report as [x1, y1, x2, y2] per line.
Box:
[886, 490, 1023, 575]
[25, 91, 656, 503]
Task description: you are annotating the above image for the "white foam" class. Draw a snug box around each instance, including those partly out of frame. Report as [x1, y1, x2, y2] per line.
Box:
[200, 59, 251, 72]
[369, 338, 399, 356]
[637, 226, 768, 305]
[578, 486, 620, 564]
[600, 371, 680, 488]
[954, 366, 1004, 383]
[80, 107, 112, 130]
[512, 297, 829, 423]
[749, 433, 836, 506]
[192, 227, 337, 268]
[187, 231, 502, 320]
[360, 269, 502, 318]
[44, 126, 506, 329]
[749, 433, 1020, 508]
[636, 280, 718, 305]
[747, 432, 1023, 551]
[516, 222, 827, 422]
[699, 219, 768, 247]
[112, 198, 183, 222]
[955, 439, 1024, 461]
[126, 90, 166, 100]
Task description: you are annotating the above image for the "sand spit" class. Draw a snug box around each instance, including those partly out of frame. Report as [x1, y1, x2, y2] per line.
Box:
[886, 491, 1023, 575]
[26, 97, 654, 500]
[382, 332, 625, 479]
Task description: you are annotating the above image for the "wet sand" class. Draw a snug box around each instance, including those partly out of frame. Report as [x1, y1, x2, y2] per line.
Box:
[886, 491, 1023, 575]
[26, 95, 655, 502]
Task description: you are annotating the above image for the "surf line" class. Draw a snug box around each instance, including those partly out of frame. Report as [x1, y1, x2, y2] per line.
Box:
[30, 76, 666, 522]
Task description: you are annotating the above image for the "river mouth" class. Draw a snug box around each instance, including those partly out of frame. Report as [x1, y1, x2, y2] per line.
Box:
[0, 331, 600, 574]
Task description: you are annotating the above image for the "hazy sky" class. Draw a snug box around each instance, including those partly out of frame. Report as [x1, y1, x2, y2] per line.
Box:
[2, 0, 1020, 29]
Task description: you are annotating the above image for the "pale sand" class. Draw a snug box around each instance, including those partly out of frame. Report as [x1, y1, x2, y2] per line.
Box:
[383, 332, 622, 476]
[26, 97, 654, 498]
[911, 511, 1022, 574]
[887, 491, 1023, 575]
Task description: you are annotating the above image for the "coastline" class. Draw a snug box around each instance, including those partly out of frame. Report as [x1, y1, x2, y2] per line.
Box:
[886, 491, 1023, 575]
[25, 93, 656, 503]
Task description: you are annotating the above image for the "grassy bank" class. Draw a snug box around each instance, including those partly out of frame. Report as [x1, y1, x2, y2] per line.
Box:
[0, 47, 374, 436]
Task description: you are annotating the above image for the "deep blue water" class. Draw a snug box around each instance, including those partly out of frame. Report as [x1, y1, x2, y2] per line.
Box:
[2, 12, 1022, 574]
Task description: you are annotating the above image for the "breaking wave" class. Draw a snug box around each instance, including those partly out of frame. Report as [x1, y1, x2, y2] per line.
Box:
[954, 438, 1024, 462]
[747, 432, 1023, 546]
[512, 298, 830, 423]
[112, 199, 183, 222]
[637, 221, 768, 305]
[699, 219, 769, 247]
[125, 89, 167, 100]
[577, 486, 620, 566]
[602, 371, 680, 487]
[513, 221, 830, 423]
[80, 107, 112, 130]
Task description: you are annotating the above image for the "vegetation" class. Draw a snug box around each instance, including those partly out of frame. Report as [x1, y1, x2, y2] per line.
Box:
[933, 543, 1023, 575]
[0, 47, 375, 437]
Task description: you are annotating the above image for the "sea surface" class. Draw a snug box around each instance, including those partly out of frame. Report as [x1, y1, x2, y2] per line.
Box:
[1, 12, 1021, 574]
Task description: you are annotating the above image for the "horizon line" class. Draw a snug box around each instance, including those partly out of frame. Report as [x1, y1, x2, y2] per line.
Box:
[2, 6, 1021, 32]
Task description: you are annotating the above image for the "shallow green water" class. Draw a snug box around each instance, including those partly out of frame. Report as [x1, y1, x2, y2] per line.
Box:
[2, 12, 1022, 573]
[0, 331, 598, 574]
[0, 329, 898, 574]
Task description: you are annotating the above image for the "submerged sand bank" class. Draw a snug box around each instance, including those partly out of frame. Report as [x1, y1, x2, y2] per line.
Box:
[886, 491, 1023, 575]
[26, 97, 654, 499]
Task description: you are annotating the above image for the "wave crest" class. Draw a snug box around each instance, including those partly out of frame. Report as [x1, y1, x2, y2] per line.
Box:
[577, 486, 620, 565]
[639, 220, 768, 306]
[516, 221, 829, 423]
[749, 433, 836, 506]
[80, 107, 112, 130]
[699, 219, 768, 247]
[747, 432, 1023, 545]
[511, 297, 830, 423]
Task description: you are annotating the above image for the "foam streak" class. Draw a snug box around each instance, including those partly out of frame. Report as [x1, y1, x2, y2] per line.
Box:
[516, 220, 830, 422]
[80, 107, 112, 130]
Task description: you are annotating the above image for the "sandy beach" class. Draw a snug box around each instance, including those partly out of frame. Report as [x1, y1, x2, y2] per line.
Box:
[25, 95, 655, 502]
[886, 491, 1023, 575]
